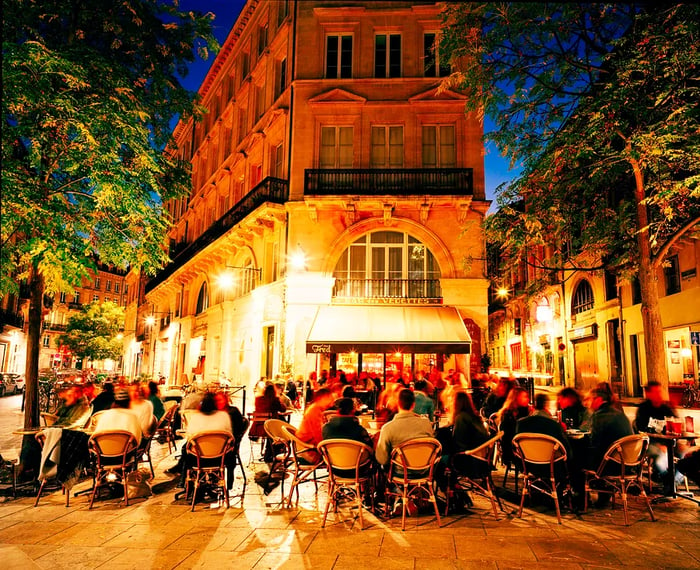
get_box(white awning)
[306,305,471,354]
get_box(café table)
[648,431,699,504]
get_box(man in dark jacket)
[589,387,633,469]
[322,398,373,447]
[516,393,572,459]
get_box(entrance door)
[630,334,642,397]
[606,319,622,386]
[573,340,598,392]
[264,326,275,379]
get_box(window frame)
[422,124,456,168]
[370,125,404,168]
[374,33,402,78]
[572,279,594,315]
[664,255,681,295]
[319,125,354,169]
[325,34,353,79]
[423,32,450,78]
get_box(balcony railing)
[0,309,24,330]
[333,278,442,303]
[147,177,289,293]
[43,322,68,332]
[305,168,473,196]
[68,302,82,310]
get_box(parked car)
[0,373,23,396]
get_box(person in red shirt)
[296,388,335,447]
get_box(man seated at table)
[297,388,335,449]
[413,380,435,421]
[557,387,591,431]
[92,388,142,446]
[375,389,434,467]
[53,385,91,428]
[90,382,115,415]
[516,393,572,459]
[322,397,374,448]
[635,380,683,492]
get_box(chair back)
[466,431,503,462]
[181,409,195,431]
[187,431,234,460]
[265,418,292,441]
[318,439,372,475]
[513,433,567,465]
[487,413,499,433]
[281,425,320,465]
[390,437,441,480]
[90,430,138,458]
[601,434,648,475]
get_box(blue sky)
[179,0,518,207]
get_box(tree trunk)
[23,264,44,429]
[631,158,669,389]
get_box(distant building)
[133,0,490,390]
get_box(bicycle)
[681,379,699,408]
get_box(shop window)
[375,33,401,78]
[196,282,209,314]
[572,279,594,315]
[664,255,681,295]
[326,35,352,78]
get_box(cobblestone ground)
[1,393,699,570]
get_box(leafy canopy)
[57,301,126,363]
[1,0,217,295]
[440,3,700,273]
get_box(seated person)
[147,381,166,421]
[375,389,434,467]
[635,380,682,491]
[322,397,373,448]
[516,393,572,460]
[496,387,531,467]
[129,383,155,436]
[92,388,142,446]
[413,379,435,421]
[589,386,633,470]
[275,381,295,412]
[90,382,115,415]
[450,391,490,477]
[482,378,513,419]
[250,383,286,439]
[557,387,591,431]
[53,385,91,428]
[334,385,362,414]
[297,388,336,448]
[677,446,700,489]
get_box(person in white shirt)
[93,388,142,445]
[130,383,155,436]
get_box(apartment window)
[375,34,401,78]
[572,279,594,315]
[257,23,268,56]
[513,318,522,336]
[106,280,112,292]
[59,292,66,303]
[423,32,450,77]
[237,107,248,143]
[272,142,285,178]
[251,164,262,188]
[255,84,266,122]
[239,52,250,84]
[320,126,353,168]
[196,282,209,314]
[277,0,289,26]
[114,283,120,293]
[631,277,641,304]
[275,58,287,100]
[604,269,617,301]
[93,294,99,302]
[326,35,352,79]
[94,278,101,290]
[422,125,456,167]
[664,255,681,295]
[370,126,403,167]
[43,336,50,348]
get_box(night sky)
[178,0,517,206]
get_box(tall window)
[423,33,450,77]
[422,125,456,167]
[333,231,441,299]
[251,164,262,187]
[94,278,101,290]
[572,279,594,315]
[257,23,268,55]
[272,142,285,178]
[375,34,401,78]
[196,282,209,314]
[275,58,287,100]
[326,35,352,78]
[664,255,681,295]
[237,106,248,143]
[114,282,120,293]
[255,84,266,121]
[371,126,403,168]
[320,126,353,168]
[277,0,289,26]
[106,280,112,292]
[239,51,250,85]
[59,292,66,303]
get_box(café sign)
[310,344,331,354]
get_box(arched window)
[196,282,209,314]
[572,279,594,315]
[333,231,441,299]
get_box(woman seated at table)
[496,386,531,468]
[249,382,285,439]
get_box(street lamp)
[217,265,263,289]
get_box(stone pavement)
[0,393,699,570]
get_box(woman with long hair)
[496,386,531,467]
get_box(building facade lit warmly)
[123,0,490,391]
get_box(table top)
[566,429,590,440]
[647,431,698,440]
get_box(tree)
[57,301,125,366]
[440,3,700,388]
[2,0,216,433]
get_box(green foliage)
[57,301,126,362]
[1,0,218,294]
[440,3,700,273]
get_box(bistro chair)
[317,439,374,529]
[263,419,293,501]
[87,430,139,509]
[155,403,179,454]
[183,431,234,511]
[248,412,275,464]
[281,425,325,507]
[386,437,442,531]
[583,434,656,525]
[446,431,504,520]
[512,433,571,524]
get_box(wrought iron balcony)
[332,278,442,303]
[147,177,289,293]
[0,309,24,330]
[43,322,68,332]
[305,168,473,196]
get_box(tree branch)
[651,216,700,269]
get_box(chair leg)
[401,485,408,531]
[486,477,499,521]
[34,480,47,508]
[621,488,629,526]
[551,476,562,524]
[191,477,199,511]
[429,483,441,528]
[322,481,334,527]
[517,480,528,519]
[123,474,130,508]
[640,483,656,522]
[356,483,364,529]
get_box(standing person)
[147,380,166,421]
[375,389,434,467]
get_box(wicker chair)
[280,425,325,507]
[87,430,139,509]
[183,431,234,511]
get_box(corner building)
[144,0,489,391]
